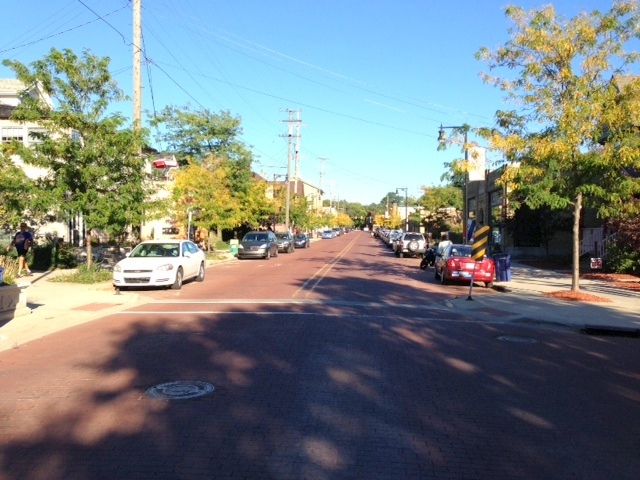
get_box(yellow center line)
[293,235,360,298]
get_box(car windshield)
[276,233,289,239]
[405,234,422,241]
[243,233,268,242]
[131,243,180,258]
[295,234,306,239]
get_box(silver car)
[237,231,279,260]
[276,232,295,253]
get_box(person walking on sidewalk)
[7,223,33,277]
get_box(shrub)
[31,242,78,270]
[605,242,640,274]
[48,263,111,284]
[0,255,20,285]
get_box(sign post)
[467,225,490,301]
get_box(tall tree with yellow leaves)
[476,1,640,291]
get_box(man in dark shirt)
[7,223,33,277]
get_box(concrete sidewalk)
[0,270,142,353]
[444,262,640,333]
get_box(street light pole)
[438,125,469,243]
[396,187,408,231]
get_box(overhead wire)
[6,1,494,200]
[0,4,129,55]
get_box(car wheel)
[196,262,205,282]
[171,267,184,290]
[440,268,449,285]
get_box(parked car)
[395,232,427,258]
[322,230,336,239]
[387,230,403,249]
[293,233,311,248]
[276,232,295,253]
[434,244,495,288]
[113,239,206,290]
[237,231,278,260]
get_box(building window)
[1,126,24,143]
[27,127,47,146]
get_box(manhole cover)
[146,381,215,400]
[496,335,537,344]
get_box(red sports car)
[434,244,495,288]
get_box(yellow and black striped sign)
[471,226,490,261]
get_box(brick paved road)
[0,233,638,479]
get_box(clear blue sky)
[0,0,626,205]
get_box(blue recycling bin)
[493,253,512,282]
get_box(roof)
[0,78,54,109]
[0,104,15,119]
[622,166,640,179]
[0,79,26,94]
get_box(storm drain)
[496,335,538,344]
[146,381,215,400]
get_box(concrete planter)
[0,284,31,322]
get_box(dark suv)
[395,232,427,258]
[276,232,295,253]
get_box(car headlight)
[156,264,175,272]
[113,264,122,273]
[238,244,244,250]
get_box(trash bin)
[493,253,511,282]
[229,239,239,255]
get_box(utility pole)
[280,109,301,232]
[318,158,327,211]
[293,110,304,201]
[132,0,143,242]
[132,0,142,133]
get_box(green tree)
[3,48,153,266]
[150,105,267,234]
[149,105,242,164]
[0,154,54,229]
[172,155,272,242]
[418,185,462,212]
[475,2,640,291]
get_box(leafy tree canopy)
[418,185,462,212]
[2,48,154,265]
[149,105,244,164]
[475,1,640,291]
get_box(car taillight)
[447,258,460,269]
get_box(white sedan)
[113,240,206,290]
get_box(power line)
[0,5,129,54]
